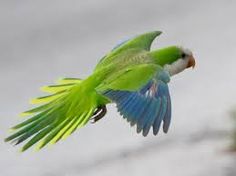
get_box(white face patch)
[163,58,188,76]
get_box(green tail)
[5,77,105,152]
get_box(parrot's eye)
[181,53,186,58]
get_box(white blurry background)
[0,0,236,176]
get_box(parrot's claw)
[91,105,107,123]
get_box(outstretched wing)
[98,64,171,136]
[95,31,162,71]
[110,31,162,53]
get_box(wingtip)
[142,131,149,137]
[152,30,162,37]
[163,126,169,134]
[152,127,159,136]
[136,126,142,134]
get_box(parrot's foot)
[91,105,107,123]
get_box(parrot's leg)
[91,105,107,123]
[93,107,103,117]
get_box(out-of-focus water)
[1,0,236,176]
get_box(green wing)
[110,31,162,53]
[95,31,162,71]
[96,64,160,92]
[97,64,172,136]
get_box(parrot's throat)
[163,58,188,76]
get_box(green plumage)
[5,31,184,151]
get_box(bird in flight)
[5,31,195,151]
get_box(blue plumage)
[153,96,167,135]
[163,87,171,133]
[143,98,161,136]
[119,93,136,119]
[136,97,152,133]
[126,94,139,122]
[130,96,145,126]
[103,70,171,136]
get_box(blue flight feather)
[163,90,171,133]
[130,96,145,126]
[153,96,167,135]
[136,98,152,133]
[143,98,161,136]
[103,69,171,136]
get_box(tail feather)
[5,77,99,151]
[56,77,83,84]
[40,78,82,93]
[30,91,66,104]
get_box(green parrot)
[5,31,195,151]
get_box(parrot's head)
[151,46,195,76]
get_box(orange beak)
[187,55,196,69]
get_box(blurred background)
[1,0,236,175]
